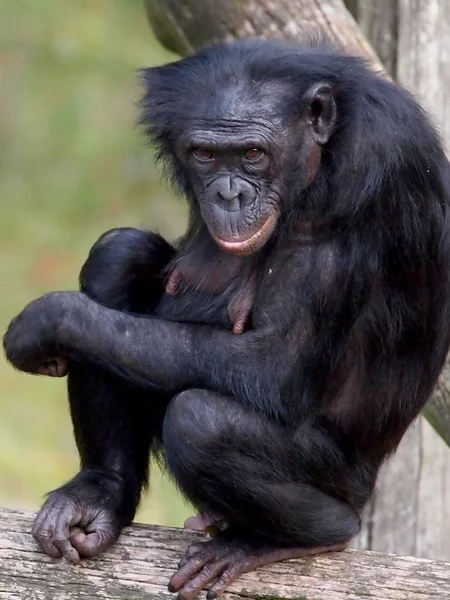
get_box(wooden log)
[144,0,382,70]
[1,508,450,599]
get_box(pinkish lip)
[213,212,278,256]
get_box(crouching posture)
[4,39,450,600]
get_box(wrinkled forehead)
[189,79,295,126]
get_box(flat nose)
[216,176,241,202]
[213,175,256,209]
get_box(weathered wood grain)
[345,0,398,73]
[144,0,382,70]
[1,508,450,599]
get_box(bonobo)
[4,38,450,599]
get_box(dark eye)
[243,148,264,161]
[193,147,213,161]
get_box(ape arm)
[3,291,285,410]
[2,237,382,415]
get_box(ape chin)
[4,38,450,600]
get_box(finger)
[184,515,211,531]
[166,269,182,295]
[53,537,80,564]
[169,552,211,593]
[32,508,49,536]
[32,528,62,559]
[207,566,242,599]
[178,543,205,569]
[32,507,65,559]
[53,512,80,564]
[37,358,68,378]
[71,530,115,557]
[69,526,84,538]
[177,561,228,600]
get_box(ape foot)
[168,528,348,600]
[183,513,228,537]
[32,473,125,563]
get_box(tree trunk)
[144,0,381,68]
[346,0,398,74]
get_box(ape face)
[142,47,337,256]
[175,81,336,256]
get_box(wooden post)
[1,508,450,599]
[343,0,450,560]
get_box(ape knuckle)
[218,568,234,584]
[48,494,76,513]
[33,528,53,541]
[187,543,204,555]
[191,554,208,569]
[53,537,68,545]
[199,564,217,581]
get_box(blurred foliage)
[0,0,192,525]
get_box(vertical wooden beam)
[350,0,450,559]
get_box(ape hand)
[33,473,123,563]
[3,291,80,377]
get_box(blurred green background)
[0,0,192,525]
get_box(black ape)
[4,39,450,599]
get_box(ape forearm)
[63,294,276,405]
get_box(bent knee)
[163,390,227,449]
[164,390,212,438]
[80,228,174,306]
[80,228,144,298]
[89,227,152,254]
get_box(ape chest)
[158,242,327,334]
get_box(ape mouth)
[212,212,279,256]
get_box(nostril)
[239,191,255,207]
[213,176,256,207]
[218,191,239,204]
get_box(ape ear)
[303,83,337,145]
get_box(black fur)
[4,38,450,596]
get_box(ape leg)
[32,228,176,563]
[163,390,361,600]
